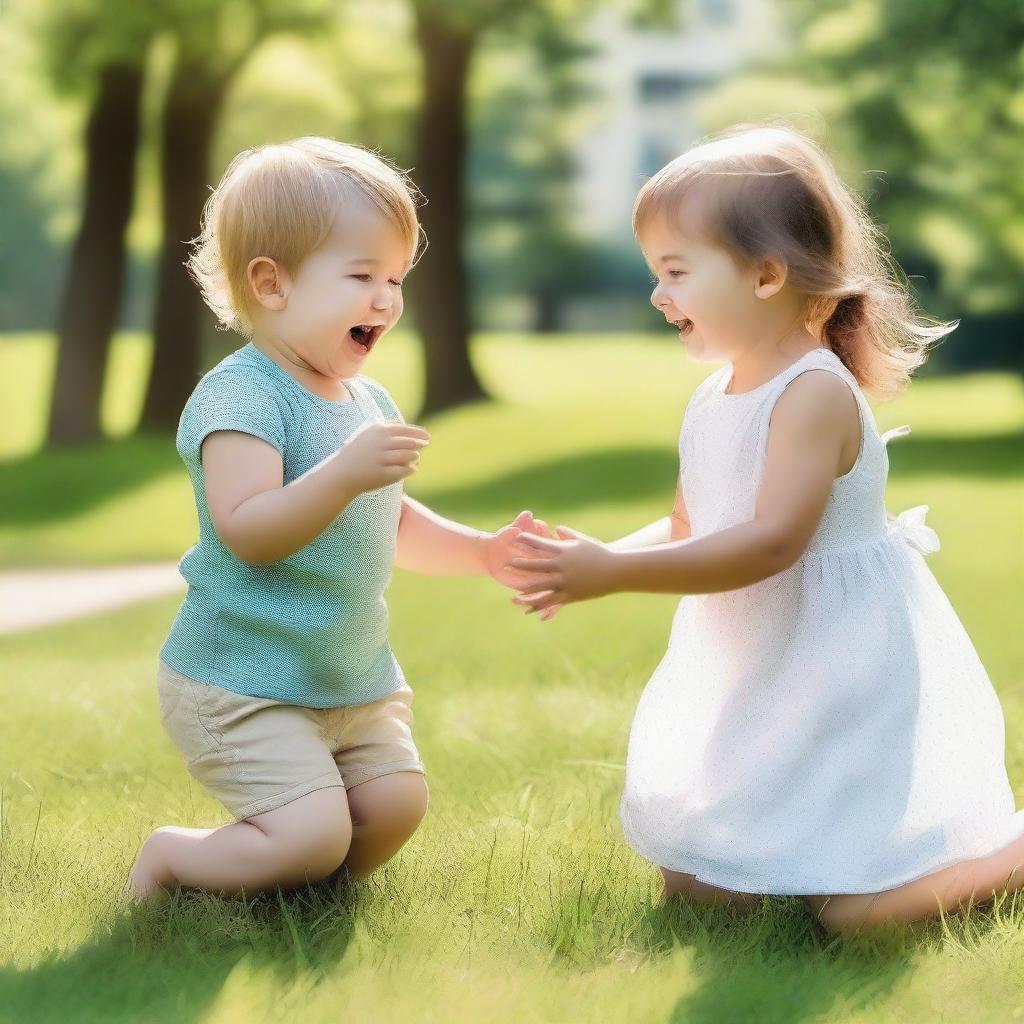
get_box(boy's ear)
[247,257,289,312]
[753,255,788,300]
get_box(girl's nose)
[651,284,669,309]
[372,289,393,311]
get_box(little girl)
[129,137,541,900]
[508,124,1024,932]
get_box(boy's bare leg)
[805,832,1024,933]
[660,867,763,912]
[342,772,429,876]
[127,786,352,901]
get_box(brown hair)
[189,137,423,338]
[633,123,956,398]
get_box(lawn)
[1,333,1023,1023]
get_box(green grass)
[1,333,1023,1022]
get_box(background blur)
[1,0,1022,459]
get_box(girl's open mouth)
[348,324,384,353]
[675,318,694,337]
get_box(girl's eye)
[668,270,687,278]
[350,274,372,282]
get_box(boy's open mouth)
[673,317,694,336]
[348,323,385,352]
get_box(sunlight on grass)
[1,333,1023,1022]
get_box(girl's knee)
[660,867,696,898]
[806,893,877,934]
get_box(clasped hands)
[483,510,614,621]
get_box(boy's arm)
[393,496,489,575]
[394,498,540,582]
[204,422,429,566]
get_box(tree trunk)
[409,6,488,416]
[139,59,228,433]
[47,62,143,446]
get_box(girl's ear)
[247,257,289,311]
[753,255,788,300]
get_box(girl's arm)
[203,422,430,566]
[607,480,692,551]
[510,371,856,609]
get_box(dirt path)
[0,563,184,634]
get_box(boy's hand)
[484,510,556,589]
[507,526,616,614]
[338,422,431,494]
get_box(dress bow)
[887,505,940,555]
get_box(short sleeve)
[358,376,405,424]
[177,367,288,463]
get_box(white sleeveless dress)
[619,347,1024,895]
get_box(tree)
[138,0,330,434]
[769,0,1024,370]
[406,0,595,415]
[38,2,154,445]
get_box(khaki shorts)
[156,660,425,821]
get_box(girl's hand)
[506,526,617,613]
[484,510,556,588]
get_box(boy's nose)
[651,285,669,309]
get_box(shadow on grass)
[0,435,181,527]
[650,898,913,1024]
[546,872,915,1024]
[414,431,1024,520]
[1,430,1019,532]
[0,880,359,1024]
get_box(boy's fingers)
[387,437,431,450]
[386,423,431,440]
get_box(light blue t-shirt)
[160,343,407,708]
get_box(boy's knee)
[252,788,353,880]
[350,773,429,841]
[291,815,353,880]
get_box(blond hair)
[633,123,956,398]
[189,137,423,338]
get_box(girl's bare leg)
[127,786,352,900]
[661,867,763,912]
[806,832,1024,934]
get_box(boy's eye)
[350,274,404,285]
[667,270,687,278]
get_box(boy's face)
[639,210,761,364]
[258,198,413,381]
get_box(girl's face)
[255,198,413,381]
[639,212,761,364]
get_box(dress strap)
[881,424,912,445]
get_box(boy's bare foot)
[124,830,175,904]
